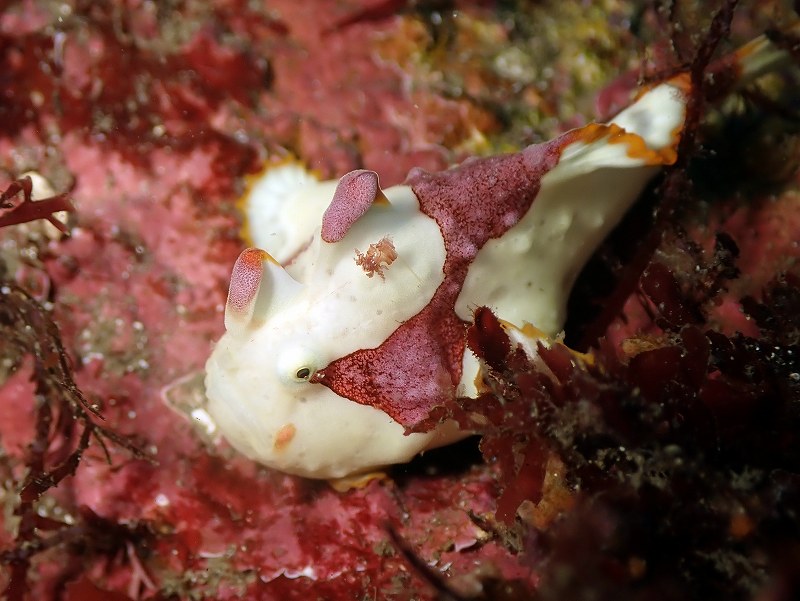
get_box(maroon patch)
[313,135,576,426]
[468,306,513,373]
[321,169,382,243]
[227,248,267,317]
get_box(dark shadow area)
[391,435,483,483]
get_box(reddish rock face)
[1,1,799,600]
[0,2,541,597]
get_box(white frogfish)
[204,31,793,479]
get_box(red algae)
[0,176,72,231]
[1,0,800,600]
[1,0,544,598]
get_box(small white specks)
[191,408,218,436]
[154,493,170,507]
[198,548,231,559]
[261,566,318,583]
[29,91,44,107]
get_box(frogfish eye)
[277,346,320,384]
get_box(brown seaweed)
[0,275,151,598]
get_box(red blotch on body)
[313,136,574,426]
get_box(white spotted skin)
[455,83,687,334]
[205,335,461,479]
[204,79,708,479]
[200,29,797,479]
[204,82,690,479]
[205,180,463,478]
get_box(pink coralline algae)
[1,0,800,600]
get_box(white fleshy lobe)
[243,163,335,270]
[609,83,685,151]
[206,78,683,478]
[456,81,686,335]
[201,30,800,479]
[206,174,455,478]
[207,80,687,479]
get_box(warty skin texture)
[204,28,792,479]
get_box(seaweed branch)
[0,176,73,234]
[0,280,151,599]
[431,235,800,599]
[574,0,750,349]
